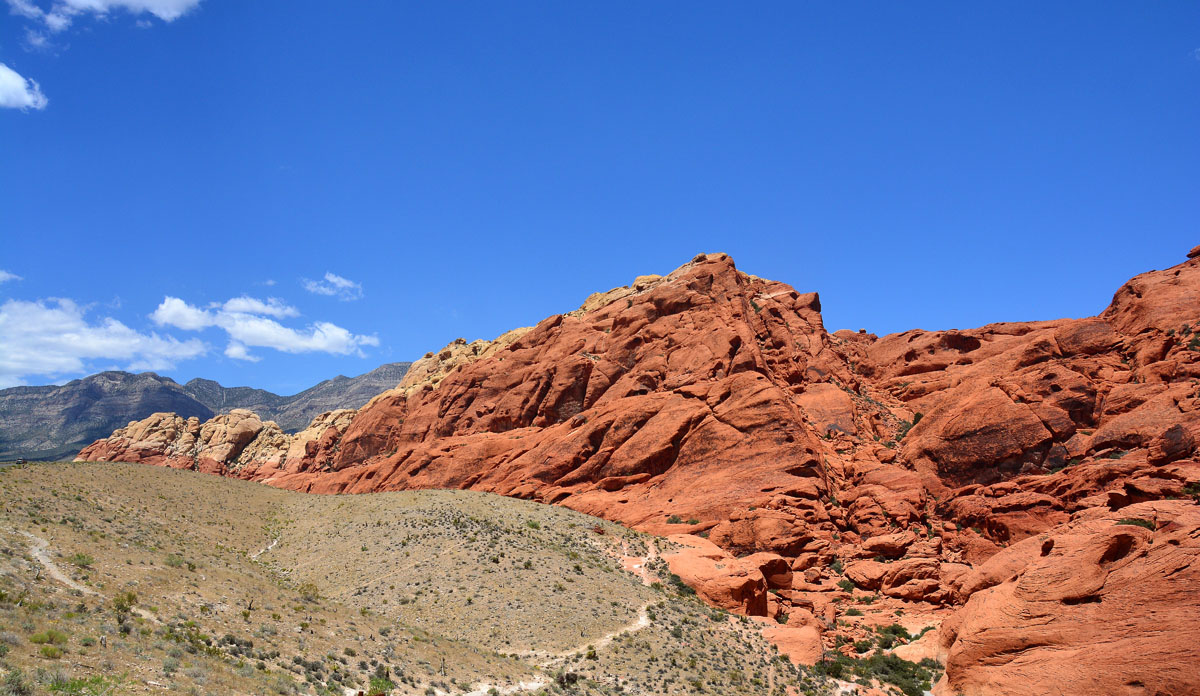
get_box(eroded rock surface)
[78,249,1200,694]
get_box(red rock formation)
[78,248,1200,694]
[936,501,1200,696]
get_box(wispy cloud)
[0,270,23,283]
[151,295,378,362]
[0,63,47,110]
[0,298,206,388]
[6,0,202,33]
[302,272,364,301]
[5,0,203,105]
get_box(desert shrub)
[896,413,923,440]
[1116,518,1155,530]
[837,578,856,592]
[39,645,63,659]
[813,653,940,696]
[666,515,683,524]
[67,554,93,568]
[845,608,863,617]
[663,572,695,596]
[30,630,68,645]
[297,582,320,602]
[112,592,137,616]
[1,668,34,696]
[47,674,119,694]
[874,623,911,649]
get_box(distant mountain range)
[0,363,411,461]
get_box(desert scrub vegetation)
[1115,518,1155,530]
[0,461,852,695]
[813,652,941,696]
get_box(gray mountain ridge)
[0,362,411,461]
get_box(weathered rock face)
[78,249,1200,694]
[935,501,1200,696]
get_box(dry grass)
[0,462,834,695]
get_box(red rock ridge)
[78,249,1200,694]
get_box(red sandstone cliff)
[79,249,1200,694]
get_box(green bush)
[2,668,34,696]
[48,675,120,695]
[297,582,321,602]
[1116,518,1155,530]
[813,653,940,696]
[30,629,68,645]
[112,591,137,616]
[39,645,63,659]
[67,554,93,568]
[366,675,395,695]
[874,623,911,649]
[896,413,923,439]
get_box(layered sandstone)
[78,249,1200,694]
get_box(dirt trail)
[18,530,99,596]
[251,535,279,559]
[461,540,660,696]
[16,529,158,624]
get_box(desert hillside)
[76,248,1200,695]
[0,462,853,695]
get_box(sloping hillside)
[0,461,832,696]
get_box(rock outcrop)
[78,248,1200,694]
[2,362,410,460]
[936,501,1200,696]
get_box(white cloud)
[6,0,201,32]
[151,295,378,362]
[24,28,50,48]
[0,63,47,110]
[0,270,22,283]
[303,272,364,301]
[0,298,206,388]
[223,342,259,362]
[220,296,298,319]
[149,296,211,330]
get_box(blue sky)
[1,2,1197,393]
